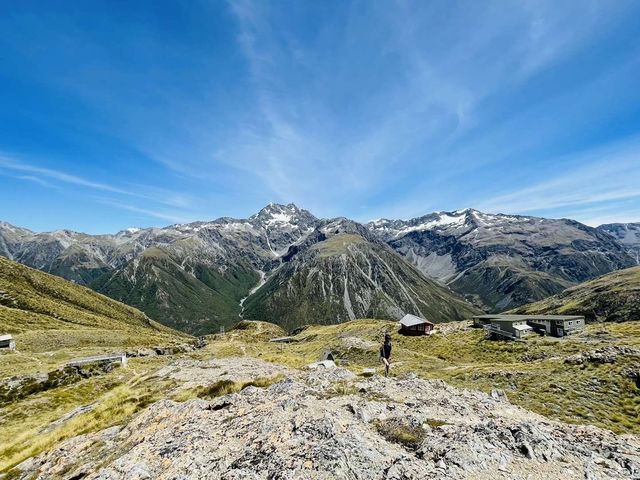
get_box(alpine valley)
[1,204,637,335]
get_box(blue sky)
[1,0,640,233]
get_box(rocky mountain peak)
[0,221,32,234]
[250,202,317,228]
[249,203,316,224]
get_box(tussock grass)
[0,381,149,471]
[0,256,189,378]
[373,418,427,449]
[0,355,178,473]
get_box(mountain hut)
[399,314,434,336]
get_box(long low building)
[473,314,585,338]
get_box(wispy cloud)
[96,198,193,224]
[16,175,54,188]
[476,138,640,221]
[216,0,632,217]
[0,154,127,194]
[1,1,638,229]
[0,153,196,211]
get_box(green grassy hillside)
[90,248,258,335]
[511,266,640,321]
[0,256,189,377]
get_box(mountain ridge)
[598,222,640,265]
[370,208,636,310]
[1,204,637,333]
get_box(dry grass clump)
[0,256,188,369]
[172,375,285,402]
[0,381,152,471]
[373,417,427,449]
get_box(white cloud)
[215,0,631,217]
[476,138,640,218]
[96,199,193,224]
[0,153,196,212]
[0,155,127,194]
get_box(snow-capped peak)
[250,203,317,228]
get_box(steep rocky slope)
[243,226,479,330]
[11,358,640,480]
[370,209,635,311]
[512,266,640,322]
[599,222,640,264]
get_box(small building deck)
[66,353,128,368]
[269,336,297,343]
[482,323,528,342]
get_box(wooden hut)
[399,314,434,336]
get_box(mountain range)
[1,204,638,334]
[371,209,636,310]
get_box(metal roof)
[400,314,434,327]
[473,314,584,323]
[0,334,13,342]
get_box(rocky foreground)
[14,358,640,479]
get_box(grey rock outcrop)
[13,360,640,479]
[565,346,640,365]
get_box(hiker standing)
[379,333,392,377]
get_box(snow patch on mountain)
[394,213,466,237]
[266,212,293,225]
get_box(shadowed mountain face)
[369,209,636,311]
[0,205,635,333]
